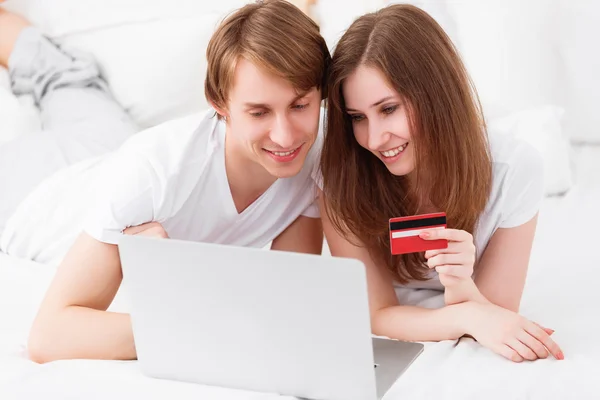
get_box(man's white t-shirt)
[400,127,545,291]
[84,108,322,247]
[0,108,323,264]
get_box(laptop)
[118,235,423,400]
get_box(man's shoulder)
[113,109,219,170]
[125,109,215,149]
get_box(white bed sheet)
[1,146,600,400]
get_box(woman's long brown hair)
[320,4,492,284]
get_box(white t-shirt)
[84,108,322,246]
[400,127,545,290]
[0,108,324,264]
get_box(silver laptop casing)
[119,235,423,400]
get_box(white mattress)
[2,146,600,399]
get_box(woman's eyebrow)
[346,95,394,112]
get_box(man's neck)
[224,135,277,214]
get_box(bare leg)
[0,9,137,232]
[0,7,30,68]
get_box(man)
[1,0,330,363]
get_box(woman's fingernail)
[557,351,564,360]
[549,329,555,334]
[420,232,430,239]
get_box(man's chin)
[267,166,303,179]
[262,159,305,179]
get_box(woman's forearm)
[372,302,473,342]
[445,278,491,306]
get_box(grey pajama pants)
[0,27,138,231]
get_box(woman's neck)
[404,171,437,214]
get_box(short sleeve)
[312,166,324,191]
[83,152,159,244]
[499,142,545,228]
[301,197,320,218]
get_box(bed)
[1,145,599,399]
[2,0,600,398]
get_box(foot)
[0,8,31,68]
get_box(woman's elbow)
[370,307,392,337]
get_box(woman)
[319,4,564,363]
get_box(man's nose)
[270,115,296,149]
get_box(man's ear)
[210,101,229,120]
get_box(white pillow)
[3,0,248,129]
[487,106,573,197]
[1,0,247,37]
[58,16,220,129]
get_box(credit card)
[389,212,448,255]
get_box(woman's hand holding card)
[421,228,484,305]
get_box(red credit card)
[389,212,448,255]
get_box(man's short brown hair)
[205,0,331,114]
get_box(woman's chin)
[385,161,414,177]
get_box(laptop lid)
[118,235,378,400]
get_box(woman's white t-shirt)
[0,108,324,264]
[400,127,545,291]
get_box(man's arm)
[270,215,323,255]
[27,232,135,363]
[28,222,170,363]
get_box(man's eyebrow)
[243,102,269,108]
[242,92,310,109]
[291,91,310,102]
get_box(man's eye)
[293,103,309,110]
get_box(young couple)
[0,0,563,365]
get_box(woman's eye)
[293,103,309,110]
[349,114,365,122]
[382,105,398,115]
